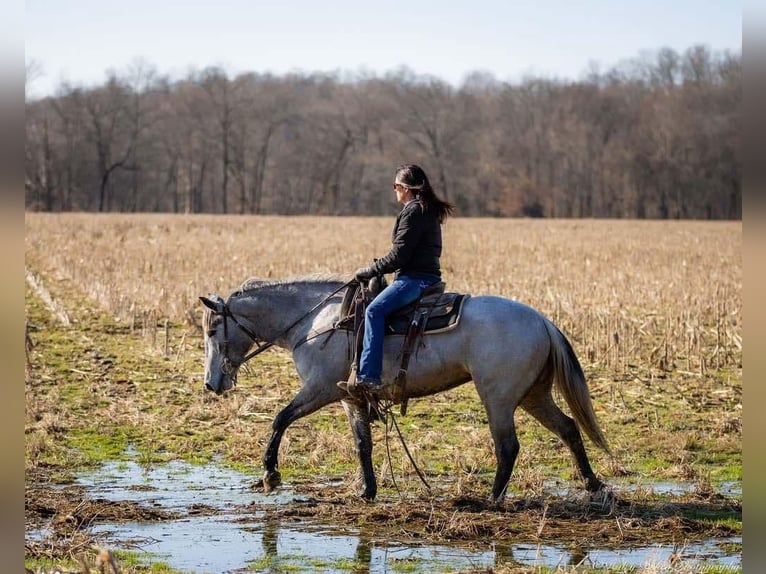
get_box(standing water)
[77,458,741,573]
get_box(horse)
[199,276,610,502]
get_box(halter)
[211,280,354,368]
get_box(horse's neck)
[233,281,343,349]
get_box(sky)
[24,0,742,98]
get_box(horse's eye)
[206,329,217,337]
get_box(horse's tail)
[543,319,610,453]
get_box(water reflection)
[74,458,740,573]
[353,530,372,574]
[261,514,278,567]
[569,545,588,567]
[255,515,376,573]
[90,510,740,573]
[493,541,515,567]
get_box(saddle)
[336,278,470,413]
[386,288,467,335]
[336,280,468,337]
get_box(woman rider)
[344,164,455,393]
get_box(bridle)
[209,280,354,370]
[215,303,274,368]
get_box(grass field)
[24,213,742,573]
[24,213,741,376]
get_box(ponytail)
[394,164,455,223]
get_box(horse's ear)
[199,295,223,313]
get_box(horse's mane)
[237,273,347,295]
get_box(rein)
[222,307,274,364]
[219,280,354,366]
[375,398,432,495]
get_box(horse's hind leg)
[521,391,604,492]
[341,399,377,500]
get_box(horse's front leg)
[262,384,343,492]
[341,399,377,500]
[262,416,286,492]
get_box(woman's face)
[394,183,413,205]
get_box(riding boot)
[336,365,360,394]
[355,378,391,393]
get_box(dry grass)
[24,213,741,376]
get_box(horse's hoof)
[488,495,505,509]
[586,477,606,493]
[589,485,617,510]
[359,488,377,501]
[263,470,282,492]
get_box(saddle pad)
[386,293,469,335]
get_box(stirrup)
[337,379,358,393]
[337,365,359,393]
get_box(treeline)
[25,45,741,218]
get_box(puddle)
[617,478,742,497]
[93,518,500,573]
[76,459,296,510]
[571,539,742,568]
[541,477,742,498]
[65,458,741,573]
[92,517,741,573]
[26,527,51,542]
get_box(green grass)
[685,508,742,530]
[25,552,184,574]
[388,557,427,572]
[245,553,306,572]
[67,427,135,465]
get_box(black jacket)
[372,199,442,278]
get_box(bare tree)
[197,67,246,213]
[73,74,140,211]
[24,46,741,220]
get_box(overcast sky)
[25,0,742,98]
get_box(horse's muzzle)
[204,372,232,395]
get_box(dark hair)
[395,164,455,223]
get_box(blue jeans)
[357,274,439,384]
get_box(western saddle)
[335,278,469,413]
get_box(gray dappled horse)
[200,276,609,502]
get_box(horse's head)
[199,294,253,395]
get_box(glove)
[355,266,376,282]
